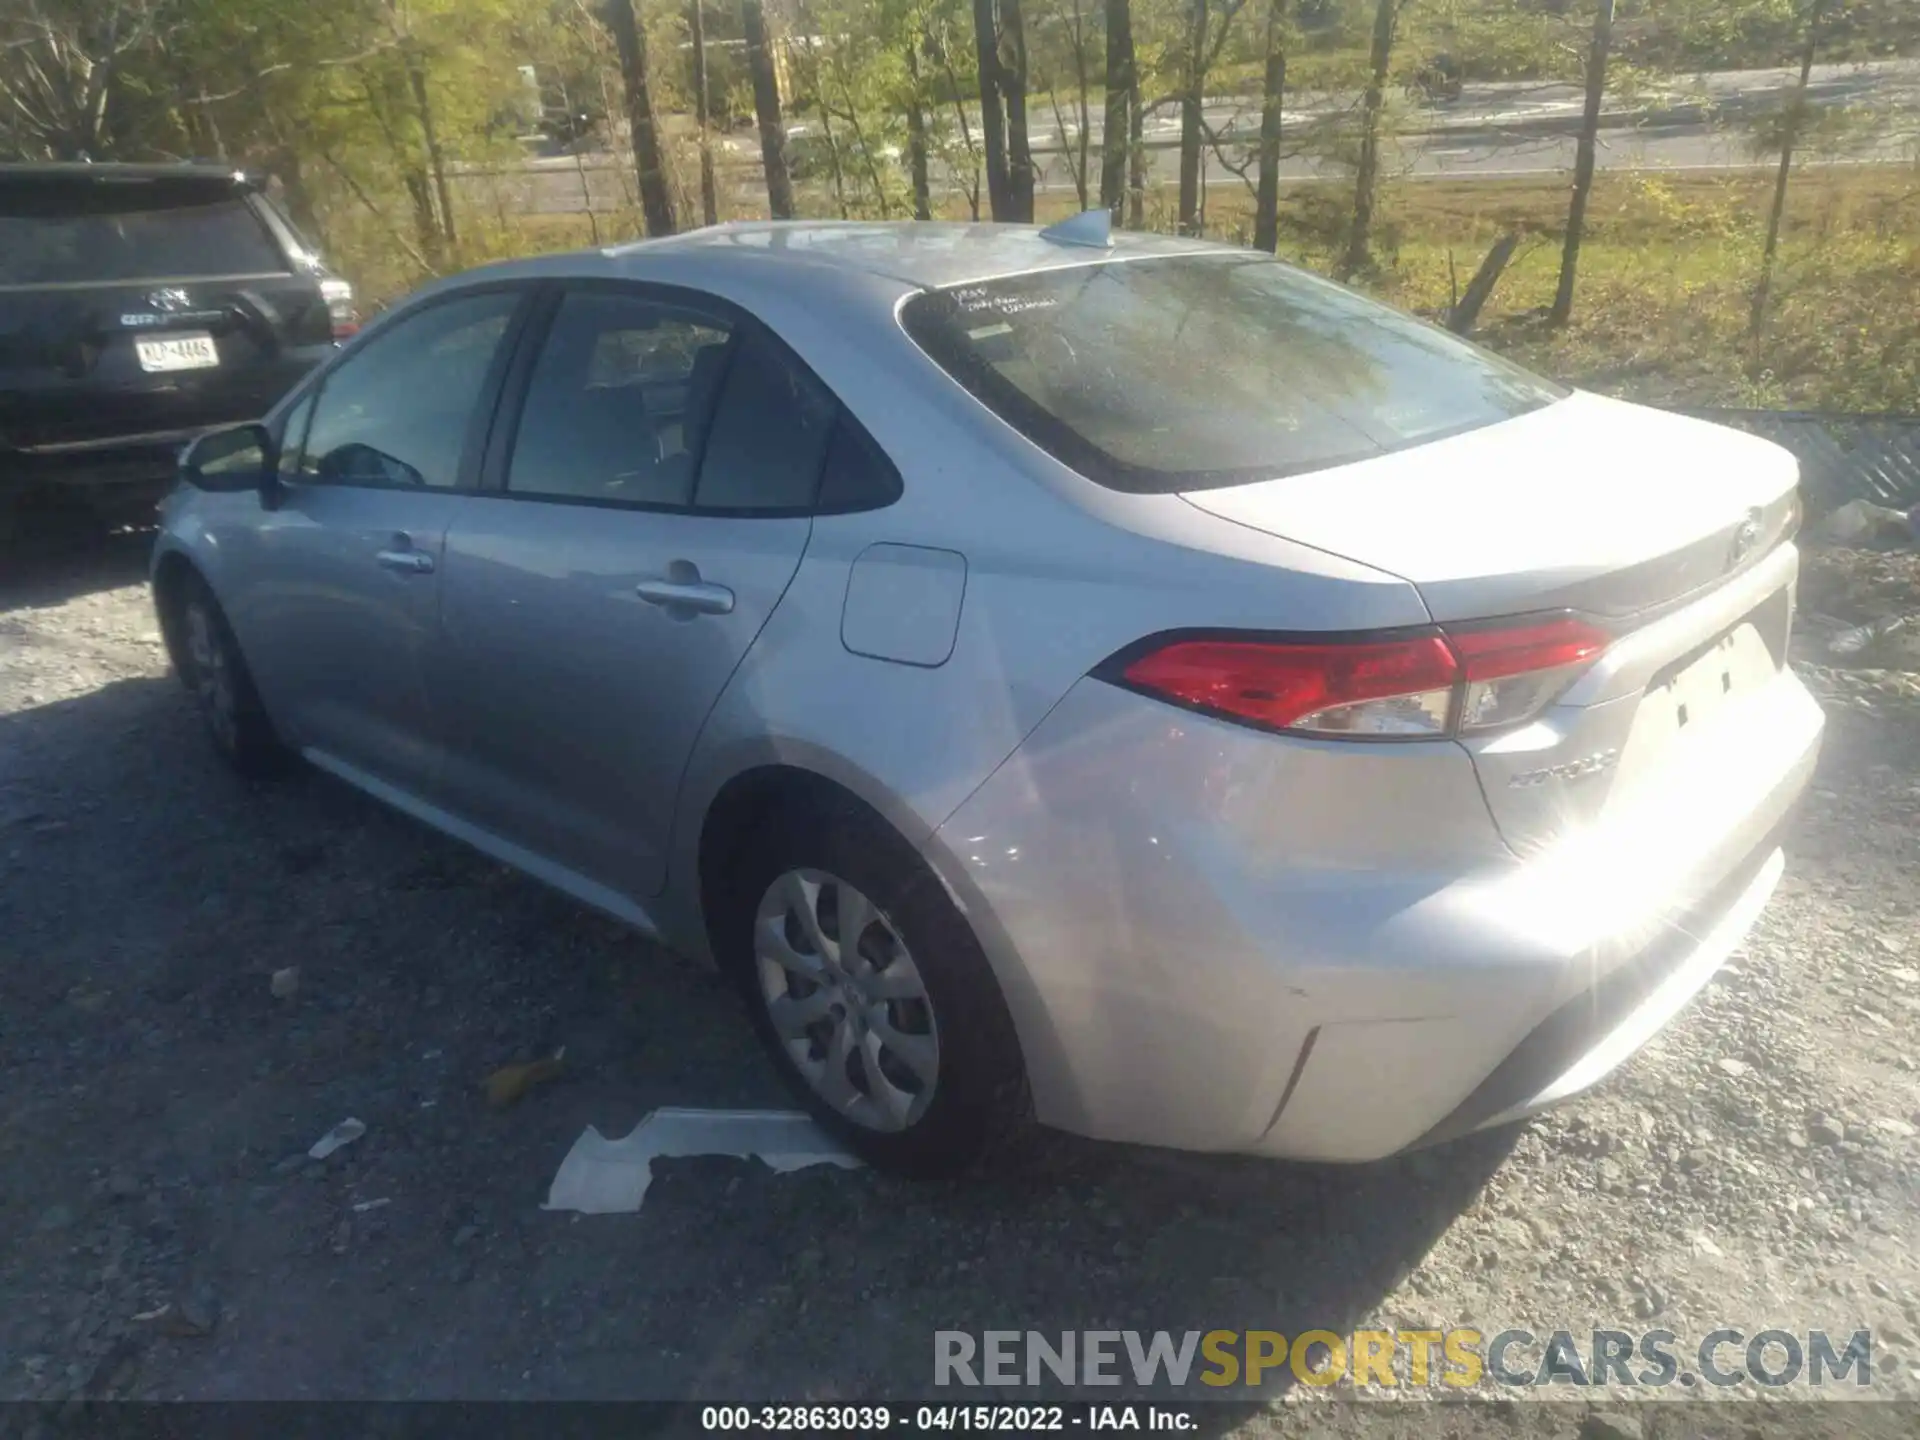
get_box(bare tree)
[0,0,168,160]
[1251,0,1287,252]
[1176,0,1246,236]
[970,0,1012,218]
[971,0,1033,221]
[934,30,983,219]
[904,40,932,219]
[740,0,793,218]
[1549,0,1614,326]
[601,0,677,236]
[688,0,719,226]
[1098,0,1134,223]
[401,38,457,254]
[1751,0,1832,339]
[1000,0,1034,220]
[1339,0,1405,279]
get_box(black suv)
[0,163,355,530]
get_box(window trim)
[479,277,903,520]
[279,281,543,495]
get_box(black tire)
[177,579,293,779]
[715,798,1031,1177]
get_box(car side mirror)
[180,423,274,494]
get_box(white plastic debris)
[544,1108,860,1216]
[308,1117,367,1160]
[352,1197,391,1213]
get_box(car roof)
[454,220,1234,299]
[613,220,1229,289]
[0,161,255,183]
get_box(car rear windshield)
[0,185,286,286]
[898,254,1567,493]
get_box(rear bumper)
[926,666,1823,1161]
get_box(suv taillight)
[1112,615,1610,740]
[320,277,359,341]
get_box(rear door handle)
[376,548,435,575]
[635,578,734,615]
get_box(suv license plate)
[135,333,219,373]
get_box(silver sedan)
[152,219,1823,1175]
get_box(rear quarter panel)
[660,268,1435,962]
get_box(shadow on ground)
[0,552,1513,1409]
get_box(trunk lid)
[1181,392,1804,853]
[1179,392,1798,624]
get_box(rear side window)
[508,290,734,507]
[899,255,1565,494]
[0,189,286,285]
[694,329,837,513]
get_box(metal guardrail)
[1685,408,1920,517]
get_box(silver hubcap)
[184,601,238,751]
[754,869,940,1132]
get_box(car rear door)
[0,172,333,457]
[222,286,534,795]
[431,282,843,900]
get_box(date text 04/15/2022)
[699,1404,1197,1431]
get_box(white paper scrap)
[543,1108,861,1215]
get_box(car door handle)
[635,578,734,615]
[376,548,435,575]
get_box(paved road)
[465,58,1919,216]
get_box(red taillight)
[320,277,359,342]
[1449,616,1610,682]
[1122,635,1459,737]
[1114,615,1610,740]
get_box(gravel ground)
[2,525,1918,1428]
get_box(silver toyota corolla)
[152,219,1823,1176]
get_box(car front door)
[228,286,530,794]
[432,283,843,901]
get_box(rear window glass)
[0,189,285,286]
[898,255,1566,493]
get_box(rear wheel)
[179,582,291,778]
[716,800,1030,1176]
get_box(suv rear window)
[898,255,1566,494]
[0,188,286,286]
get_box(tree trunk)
[740,0,794,219]
[603,0,678,237]
[1177,0,1208,235]
[405,48,458,254]
[905,44,933,220]
[1069,0,1092,212]
[1549,0,1614,326]
[1001,0,1036,221]
[1448,232,1519,334]
[1339,0,1400,280]
[972,0,1013,219]
[1099,0,1135,222]
[1252,0,1287,252]
[689,0,720,225]
[1127,74,1145,228]
[1751,0,1828,339]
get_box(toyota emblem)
[147,287,191,313]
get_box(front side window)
[899,255,1566,494]
[297,291,520,490]
[508,290,734,507]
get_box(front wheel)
[179,583,292,778]
[717,802,1030,1177]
